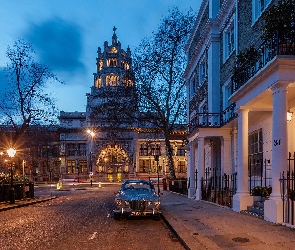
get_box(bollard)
[98,182,102,188]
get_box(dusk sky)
[0,1,201,112]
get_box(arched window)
[95,76,102,88]
[106,75,119,86]
[107,58,117,67]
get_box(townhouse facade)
[185,0,295,224]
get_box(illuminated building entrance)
[96,144,130,182]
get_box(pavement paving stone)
[2,185,295,249]
[160,190,295,250]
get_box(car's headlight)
[154,201,161,208]
[115,199,122,206]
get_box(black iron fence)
[280,153,295,225]
[232,32,295,93]
[200,167,237,208]
[187,103,237,134]
[0,182,34,202]
[168,179,188,196]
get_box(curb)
[0,196,57,212]
[161,213,191,250]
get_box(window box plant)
[261,0,295,54]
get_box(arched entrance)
[96,144,130,182]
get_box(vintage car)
[113,179,161,220]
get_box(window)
[78,143,87,156]
[139,144,149,156]
[223,18,235,61]
[79,160,88,173]
[176,161,186,173]
[106,75,119,86]
[139,159,150,173]
[66,143,76,156]
[67,160,76,173]
[107,58,117,67]
[95,76,102,88]
[248,129,263,176]
[252,0,271,22]
[199,54,208,85]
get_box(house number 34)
[274,139,281,146]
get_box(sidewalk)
[160,190,295,250]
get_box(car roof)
[122,179,152,185]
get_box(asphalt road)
[0,185,185,250]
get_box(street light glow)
[7,148,16,157]
[87,129,95,137]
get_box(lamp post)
[154,154,160,196]
[7,148,16,204]
[87,129,95,187]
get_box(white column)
[237,109,249,194]
[264,83,289,223]
[233,108,252,212]
[232,128,238,173]
[188,142,196,198]
[271,83,288,197]
[196,137,205,200]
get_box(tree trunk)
[165,136,176,179]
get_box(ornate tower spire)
[86,27,137,128]
[112,26,118,45]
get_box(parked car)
[113,179,161,220]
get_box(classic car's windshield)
[122,181,153,191]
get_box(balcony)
[232,33,295,94]
[188,103,237,134]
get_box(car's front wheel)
[153,215,161,221]
[113,213,121,220]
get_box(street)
[0,184,184,250]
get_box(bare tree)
[133,7,195,179]
[0,39,62,148]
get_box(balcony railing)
[188,103,237,134]
[232,33,295,93]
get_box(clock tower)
[85,27,138,181]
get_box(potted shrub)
[251,185,272,199]
[232,46,260,85]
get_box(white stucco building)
[185,0,295,224]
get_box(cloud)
[24,17,85,76]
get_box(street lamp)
[87,129,95,187]
[7,148,16,204]
[154,154,160,196]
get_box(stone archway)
[96,144,130,182]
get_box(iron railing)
[188,103,237,133]
[281,152,295,225]
[232,32,295,93]
[168,179,188,196]
[199,167,237,208]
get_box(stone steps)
[241,200,265,219]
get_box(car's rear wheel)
[113,213,121,220]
